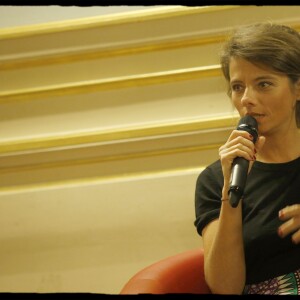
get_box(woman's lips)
[246,113,265,119]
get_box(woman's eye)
[259,81,272,88]
[231,84,244,93]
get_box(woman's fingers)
[219,130,258,182]
[219,130,256,161]
[278,204,300,244]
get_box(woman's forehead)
[229,57,286,79]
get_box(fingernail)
[249,134,253,140]
[279,210,284,218]
[278,228,283,237]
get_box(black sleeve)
[194,160,224,236]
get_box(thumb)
[256,136,266,152]
[248,136,265,172]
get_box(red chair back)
[120,248,210,294]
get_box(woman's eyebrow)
[230,75,278,84]
[253,75,278,81]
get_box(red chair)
[120,248,211,294]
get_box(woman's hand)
[218,130,265,186]
[278,205,300,244]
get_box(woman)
[194,22,300,295]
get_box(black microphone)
[229,115,258,208]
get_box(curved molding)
[0,65,222,103]
[0,114,238,155]
[0,143,221,174]
[1,22,299,71]
[0,165,206,194]
[0,35,226,71]
[0,6,239,40]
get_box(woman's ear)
[295,79,300,99]
[296,100,300,128]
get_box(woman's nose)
[240,87,256,107]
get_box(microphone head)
[238,115,258,129]
[237,115,258,142]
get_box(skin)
[202,57,300,294]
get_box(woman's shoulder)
[202,159,222,176]
[197,160,223,185]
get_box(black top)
[194,157,300,284]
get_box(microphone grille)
[238,115,258,129]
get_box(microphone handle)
[229,157,249,207]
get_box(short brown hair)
[220,22,300,127]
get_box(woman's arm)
[201,131,265,294]
[202,195,245,294]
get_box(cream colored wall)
[0,5,159,27]
[1,5,300,293]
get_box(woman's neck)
[257,129,300,163]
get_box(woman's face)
[229,57,300,137]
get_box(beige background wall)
[1,5,300,293]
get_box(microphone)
[229,115,258,208]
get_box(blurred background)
[0,5,300,293]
